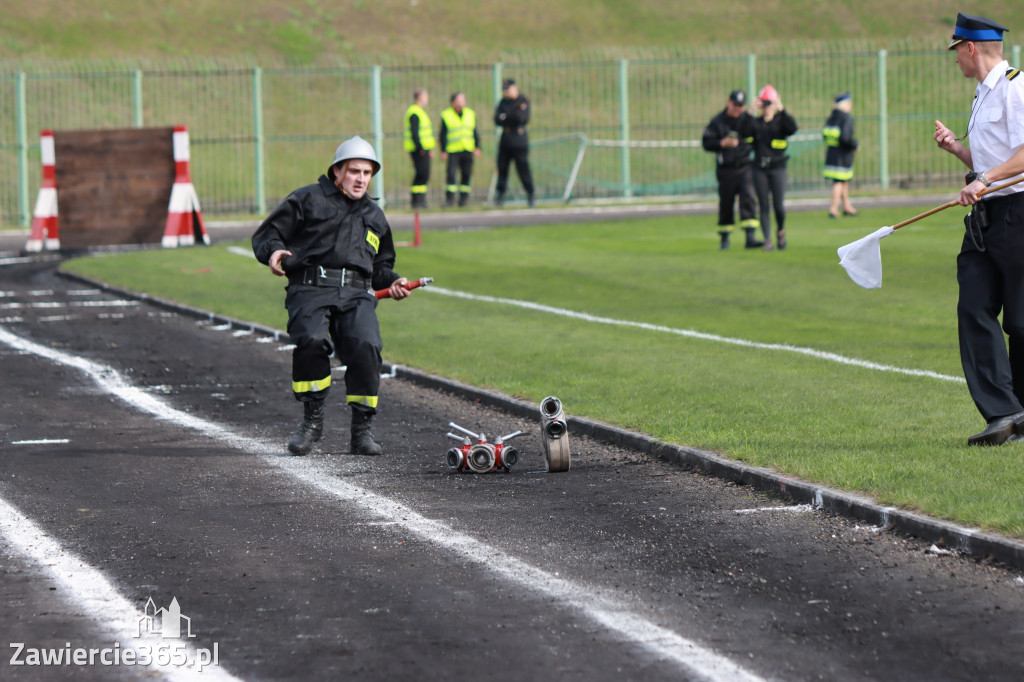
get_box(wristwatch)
[977,171,992,187]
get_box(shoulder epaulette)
[1007,67,1021,81]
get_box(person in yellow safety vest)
[404,88,435,209]
[822,91,859,218]
[438,92,482,207]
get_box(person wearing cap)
[251,136,409,457]
[934,13,1024,446]
[439,92,481,207]
[822,91,859,218]
[752,84,798,250]
[404,88,436,209]
[701,90,762,250]
[494,79,535,207]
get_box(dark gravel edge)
[57,269,1024,571]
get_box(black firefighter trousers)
[716,163,758,233]
[285,284,383,415]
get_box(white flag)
[837,225,895,289]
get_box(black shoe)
[828,211,839,219]
[527,195,535,208]
[843,209,859,216]
[777,230,787,250]
[350,407,383,456]
[966,410,1024,446]
[744,228,764,249]
[718,232,730,250]
[287,399,324,455]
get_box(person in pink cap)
[751,84,798,250]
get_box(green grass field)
[60,203,1024,538]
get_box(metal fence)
[1,41,1021,226]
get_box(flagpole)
[892,175,1024,231]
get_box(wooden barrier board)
[54,127,175,249]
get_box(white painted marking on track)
[1,300,141,310]
[11,438,70,445]
[0,322,767,682]
[0,496,243,682]
[733,504,816,515]
[424,286,966,383]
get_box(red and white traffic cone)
[162,126,210,248]
[25,130,60,252]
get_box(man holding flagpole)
[934,12,1024,445]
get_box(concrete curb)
[57,269,1024,572]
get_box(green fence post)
[746,53,757,104]
[371,65,385,209]
[493,61,503,147]
[17,71,29,227]
[252,67,266,216]
[132,69,144,127]
[878,49,889,191]
[619,58,632,198]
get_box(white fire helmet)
[329,135,381,178]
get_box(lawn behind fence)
[61,204,1024,537]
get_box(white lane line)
[0,497,243,681]
[425,287,965,384]
[0,300,141,310]
[733,505,816,515]
[11,438,71,445]
[0,322,766,682]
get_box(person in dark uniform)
[494,78,535,207]
[934,13,1024,445]
[404,88,435,209]
[823,92,859,218]
[252,136,410,456]
[439,91,481,207]
[702,90,762,250]
[752,84,798,251]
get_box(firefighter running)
[252,136,410,456]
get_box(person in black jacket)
[251,136,409,457]
[752,84,798,250]
[494,79,535,207]
[702,90,762,250]
[823,91,859,218]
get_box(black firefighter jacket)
[495,95,531,149]
[251,175,401,292]
[702,110,756,168]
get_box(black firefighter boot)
[744,227,764,249]
[350,406,383,456]
[287,398,324,456]
[718,230,730,250]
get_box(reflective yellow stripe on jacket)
[822,125,841,148]
[404,104,436,152]
[440,106,476,153]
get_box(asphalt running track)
[3,254,1024,680]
